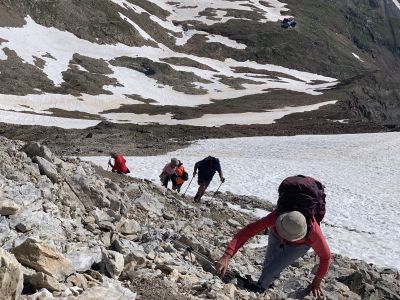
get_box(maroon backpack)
[276,175,326,224]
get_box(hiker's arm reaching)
[309,224,331,279]
[216,159,225,182]
[217,211,276,278]
[193,162,199,177]
[108,159,114,168]
[219,171,225,182]
[225,211,276,257]
[309,277,324,297]
[308,223,331,296]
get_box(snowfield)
[83,132,400,270]
[103,100,337,127]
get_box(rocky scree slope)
[0,0,399,128]
[0,137,399,299]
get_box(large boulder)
[21,142,54,162]
[0,199,20,216]
[11,239,72,281]
[32,156,59,183]
[134,192,164,216]
[67,278,137,299]
[117,218,141,235]
[66,175,126,211]
[0,248,23,300]
[66,246,102,273]
[25,272,63,292]
[102,250,124,279]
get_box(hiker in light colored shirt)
[160,158,179,188]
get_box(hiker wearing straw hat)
[216,176,330,298]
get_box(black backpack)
[182,171,189,181]
[276,175,326,224]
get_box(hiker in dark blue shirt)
[193,156,225,202]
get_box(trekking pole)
[183,176,194,197]
[210,181,224,201]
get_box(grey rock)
[21,142,54,162]
[32,156,59,183]
[227,218,241,227]
[102,250,124,279]
[66,246,102,273]
[66,277,137,299]
[98,221,115,231]
[99,231,112,247]
[65,273,88,289]
[112,239,144,257]
[117,218,141,235]
[162,211,175,220]
[134,192,164,216]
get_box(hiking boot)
[244,280,266,293]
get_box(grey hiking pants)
[258,231,310,289]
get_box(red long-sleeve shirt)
[225,210,331,278]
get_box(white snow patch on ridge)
[0,99,336,128]
[83,132,400,270]
[0,109,99,129]
[352,52,364,62]
[392,0,400,10]
[103,100,337,127]
[145,0,291,25]
[118,13,156,42]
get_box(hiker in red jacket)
[216,210,331,297]
[108,153,130,174]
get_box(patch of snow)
[174,30,198,46]
[103,100,337,127]
[0,48,7,60]
[0,109,99,129]
[118,13,156,42]
[145,0,291,25]
[205,34,247,49]
[83,132,400,270]
[0,93,140,115]
[352,52,364,62]
[227,203,269,219]
[392,0,400,10]
[330,119,349,124]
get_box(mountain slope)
[0,0,399,129]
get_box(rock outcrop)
[0,137,399,299]
[0,247,23,300]
[11,239,73,281]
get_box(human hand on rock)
[216,253,231,279]
[308,276,324,298]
